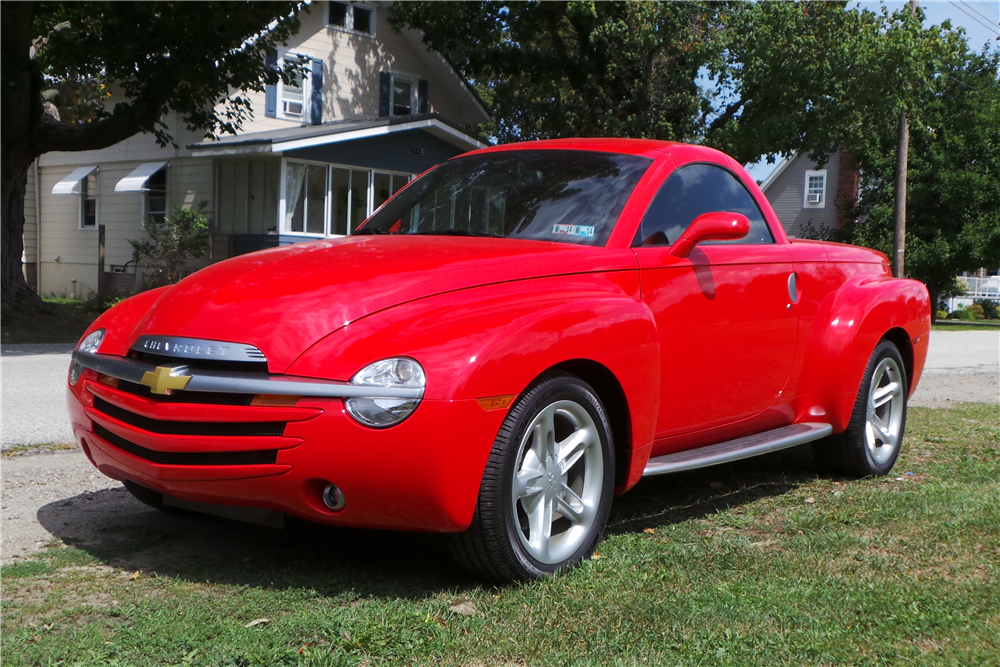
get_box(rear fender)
[793,277,930,431]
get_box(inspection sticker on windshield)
[552,224,595,238]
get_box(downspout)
[33,158,41,292]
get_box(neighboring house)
[759,151,858,239]
[22,1,490,297]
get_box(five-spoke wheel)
[814,340,908,476]
[451,373,614,582]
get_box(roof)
[187,113,486,156]
[758,154,796,192]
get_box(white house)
[22,1,490,297]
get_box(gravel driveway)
[2,331,997,564]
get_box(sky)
[743,0,1000,182]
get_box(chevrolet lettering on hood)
[66,138,931,584]
[134,335,267,363]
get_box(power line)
[956,0,998,29]
[947,0,1000,36]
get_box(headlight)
[70,328,106,385]
[77,328,106,354]
[345,358,425,428]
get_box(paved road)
[1,344,75,450]
[0,332,996,450]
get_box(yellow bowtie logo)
[139,365,191,395]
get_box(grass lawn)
[1,297,100,345]
[2,402,998,666]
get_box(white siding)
[22,162,37,264]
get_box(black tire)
[813,340,908,477]
[451,372,615,583]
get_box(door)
[632,163,798,441]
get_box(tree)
[1,1,303,309]
[387,2,966,164]
[840,47,1000,316]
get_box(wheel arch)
[548,359,632,489]
[881,327,915,394]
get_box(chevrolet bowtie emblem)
[139,365,192,395]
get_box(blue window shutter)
[264,51,277,117]
[311,58,324,125]
[379,72,391,117]
[417,79,429,114]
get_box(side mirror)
[669,212,750,258]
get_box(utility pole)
[892,0,919,278]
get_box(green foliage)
[840,47,1000,304]
[26,2,305,146]
[390,1,712,144]
[936,310,949,321]
[974,298,999,320]
[950,307,976,321]
[388,2,973,166]
[130,205,210,288]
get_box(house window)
[804,169,827,208]
[282,160,412,236]
[145,167,167,224]
[279,63,309,120]
[328,2,375,36]
[80,173,98,229]
[390,72,419,116]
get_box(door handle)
[787,272,799,306]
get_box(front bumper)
[67,367,506,532]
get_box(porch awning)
[51,166,98,195]
[115,162,168,192]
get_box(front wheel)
[451,373,615,583]
[813,340,908,476]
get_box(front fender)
[287,270,659,474]
[80,286,170,356]
[793,276,930,431]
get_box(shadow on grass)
[35,444,824,597]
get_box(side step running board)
[642,422,833,477]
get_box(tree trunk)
[0,162,39,309]
[1,1,42,310]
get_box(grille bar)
[92,423,279,466]
[115,379,253,405]
[94,397,286,437]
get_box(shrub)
[936,310,949,321]
[969,304,985,319]
[951,308,976,321]
[130,203,210,288]
[974,298,999,320]
[83,290,133,314]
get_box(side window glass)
[635,164,773,246]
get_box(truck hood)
[129,236,635,372]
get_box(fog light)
[322,484,345,511]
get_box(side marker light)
[477,395,515,411]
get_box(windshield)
[356,150,651,246]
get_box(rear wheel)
[813,340,907,476]
[451,372,614,583]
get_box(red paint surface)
[68,139,930,533]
